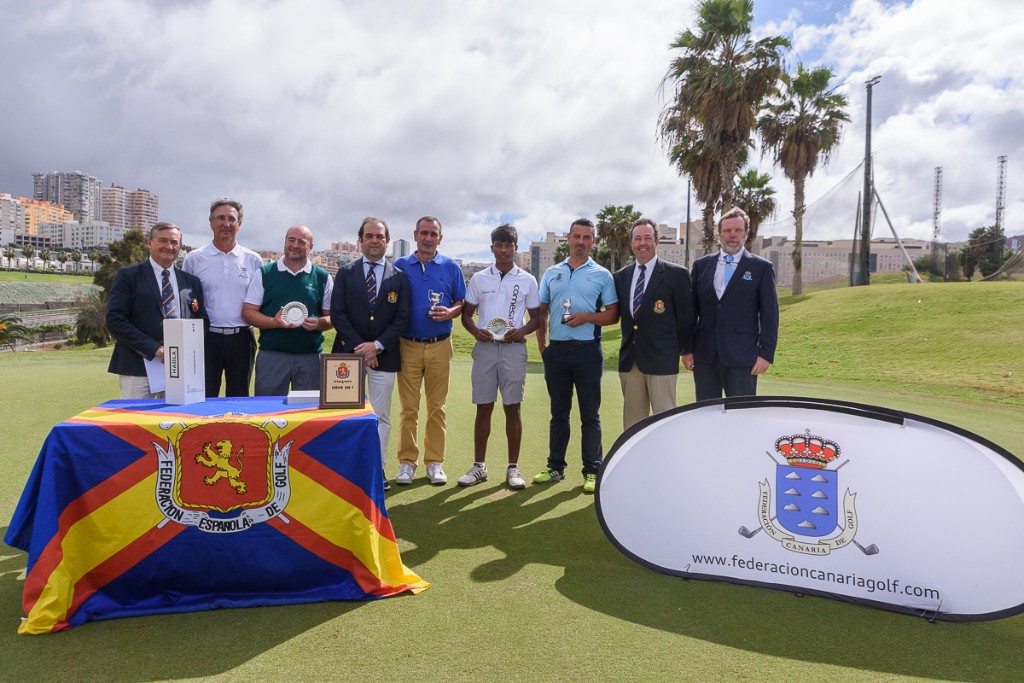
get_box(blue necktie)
[632,263,646,317]
[161,269,177,318]
[366,262,378,306]
[723,254,735,287]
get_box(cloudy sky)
[2,0,1021,260]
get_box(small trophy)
[561,297,573,323]
[486,318,509,341]
[426,290,442,318]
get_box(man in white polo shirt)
[183,198,264,397]
[458,224,540,490]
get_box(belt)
[549,339,599,346]
[209,326,248,335]
[402,332,451,344]
[492,338,526,344]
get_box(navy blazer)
[689,251,779,368]
[614,259,695,375]
[106,261,208,377]
[330,258,410,373]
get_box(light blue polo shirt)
[394,251,467,339]
[539,257,617,342]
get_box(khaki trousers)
[397,337,453,464]
[618,364,677,431]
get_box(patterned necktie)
[161,269,177,318]
[366,262,378,307]
[632,263,646,317]
[723,254,735,287]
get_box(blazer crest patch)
[388,291,398,303]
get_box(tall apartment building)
[101,184,158,231]
[101,184,127,229]
[1,193,26,245]
[33,170,102,222]
[127,188,159,230]
[392,238,411,259]
[17,197,75,236]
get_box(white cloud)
[2,0,1021,265]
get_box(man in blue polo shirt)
[534,218,619,494]
[393,216,467,486]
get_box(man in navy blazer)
[682,208,779,401]
[330,217,410,486]
[106,222,208,399]
[613,218,695,430]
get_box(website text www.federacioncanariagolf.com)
[690,553,941,601]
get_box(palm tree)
[3,247,15,269]
[40,249,52,272]
[596,204,643,271]
[71,249,83,274]
[22,245,36,270]
[57,251,69,272]
[732,169,777,251]
[659,108,724,252]
[661,0,788,216]
[0,312,32,350]
[759,63,850,295]
[89,250,102,274]
[75,292,111,347]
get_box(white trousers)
[367,368,396,469]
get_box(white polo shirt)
[465,264,540,331]
[183,242,264,327]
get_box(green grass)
[0,270,91,284]
[2,282,1024,682]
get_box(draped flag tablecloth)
[4,398,429,635]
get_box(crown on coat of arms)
[774,430,840,469]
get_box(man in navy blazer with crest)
[330,217,410,485]
[613,218,695,430]
[682,207,779,401]
[106,222,208,399]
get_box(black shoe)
[382,472,391,491]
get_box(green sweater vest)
[257,262,328,354]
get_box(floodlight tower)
[856,75,882,286]
[932,167,942,274]
[995,155,1007,231]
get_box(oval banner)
[595,396,1024,621]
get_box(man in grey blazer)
[106,222,208,399]
[330,217,410,488]
[683,207,779,401]
[613,218,695,430]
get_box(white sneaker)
[427,462,448,485]
[506,465,526,490]
[396,462,416,485]
[457,463,488,487]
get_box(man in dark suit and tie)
[330,217,410,488]
[106,222,208,399]
[682,207,779,401]
[614,218,695,430]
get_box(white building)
[38,220,127,249]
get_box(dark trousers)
[204,328,256,397]
[543,340,603,476]
[693,358,757,402]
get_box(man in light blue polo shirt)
[393,216,467,486]
[534,218,619,494]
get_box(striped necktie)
[632,263,646,317]
[366,262,378,306]
[161,269,177,318]
[723,254,735,287]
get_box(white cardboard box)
[163,319,206,405]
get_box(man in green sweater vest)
[242,225,333,396]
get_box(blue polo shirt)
[395,251,467,339]
[539,257,617,341]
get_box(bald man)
[242,224,333,396]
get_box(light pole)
[856,75,882,286]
